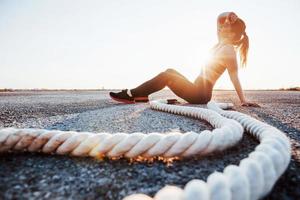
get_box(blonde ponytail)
[238,32,249,67]
[232,32,249,67]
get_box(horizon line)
[1,87,299,92]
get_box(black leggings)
[130,68,213,104]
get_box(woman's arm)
[224,50,260,107]
[228,69,246,103]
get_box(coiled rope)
[0,99,291,200]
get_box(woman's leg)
[130,68,210,104]
[131,68,187,96]
[164,68,189,80]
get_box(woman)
[109,12,260,107]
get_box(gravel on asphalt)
[0,90,299,200]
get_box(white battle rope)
[0,99,291,200]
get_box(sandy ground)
[0,90,299,200]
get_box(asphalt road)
[0,90,299,200]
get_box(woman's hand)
[241,101,261,107]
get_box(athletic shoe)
[109,89,149,104]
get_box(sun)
[201,49,214,68]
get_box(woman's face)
[217,12,238,43]
[218,26,236,42]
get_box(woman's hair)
[230,18,249,67]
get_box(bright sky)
[0,0,299,90]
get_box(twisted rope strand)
[0,99,291,200]
[0,102,243,159]
[124,100,291,200]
